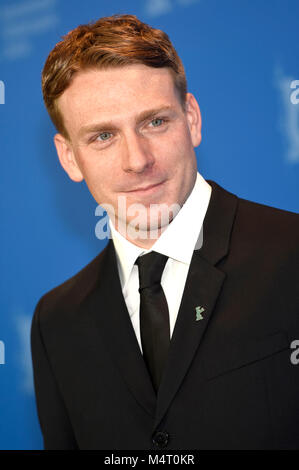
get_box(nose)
[121,129,155,173]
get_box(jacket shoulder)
[34,242,110,323]
[208,179,299,251]
[235,193,299,248]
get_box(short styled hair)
[42,14,188,138]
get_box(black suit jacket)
[31,180,299,450]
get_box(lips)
[127,182,163,192]
[124,180,165,193]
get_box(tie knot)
[135,251,168,291]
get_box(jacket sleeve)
[30,297,78,450]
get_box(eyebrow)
[78,105,175,138]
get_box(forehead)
[57,64,180,122]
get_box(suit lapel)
[154,180,239,429]
[85,240,157,419]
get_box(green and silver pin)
[195,306,205,321]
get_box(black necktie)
[135,251,170,393]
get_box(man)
[31,14,299,450]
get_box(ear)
[185,93,202,148]
[54,133,84,182]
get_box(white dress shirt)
[109,171,212,353]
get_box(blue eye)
[98,132,112,141]
[151,118,164,127]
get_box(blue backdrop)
[0,0,298,450]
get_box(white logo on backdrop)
[0,340,5,365]
[0,80,4,104]
[0,0,59,61]
[275,67,299,163]
[145,0,200,17]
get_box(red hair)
[42,14,188,138]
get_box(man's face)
[54,64,202,239]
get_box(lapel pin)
[195,306,205,321]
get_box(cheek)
[75,160,109,202]
[171,123,193,152]
[150,129,188,165]
[164,132,194,169]
[77,152,108,185]
[178,125,195,153]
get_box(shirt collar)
[109,171,212,288]
[109,220,146,288]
